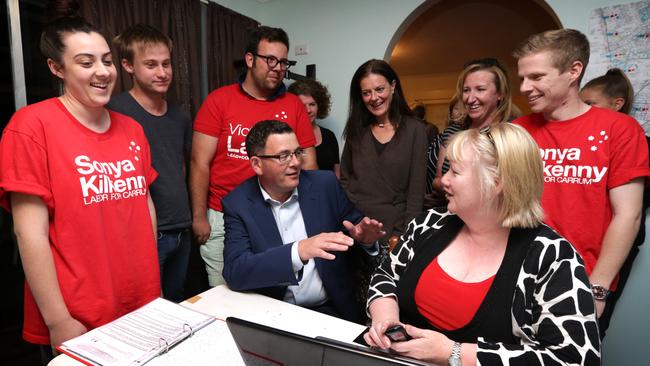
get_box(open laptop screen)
[226,317,432,366]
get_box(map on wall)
[583,0,650,135]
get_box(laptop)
[226,317,433,366]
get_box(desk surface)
[49,286,366,365]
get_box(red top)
[0,98,160,344]
[515,107,650,290]
[194,84,316,211]
[415,257,494,330]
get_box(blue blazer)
[222,170,365,322]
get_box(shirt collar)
[258,180,299,205]
[238,73,287,101]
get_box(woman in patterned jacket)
[364,123,600,365]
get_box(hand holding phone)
[384,325,412,342]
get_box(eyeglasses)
[256,148,304,164]
[253,53,296,70]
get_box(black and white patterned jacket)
[367,209,601,365]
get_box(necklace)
[377,123,385,128]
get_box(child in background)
[580,68,634,114]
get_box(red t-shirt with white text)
[194,84,316,211]
[0,98,161,344]
[515,107,650,282]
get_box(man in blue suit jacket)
[222,120,385,323]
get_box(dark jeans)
[158,228,191,303]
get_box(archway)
[387,0,562,130]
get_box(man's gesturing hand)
[297,232,354,262]
[343,217,385,246]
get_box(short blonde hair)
[512,29,590,84]
[446,123,544,228]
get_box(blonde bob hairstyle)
[446,123,544,228]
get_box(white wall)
[210,1,649,362]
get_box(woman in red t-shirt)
[0,2,159,360]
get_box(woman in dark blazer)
[341,59,427,243]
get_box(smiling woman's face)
[360,73,395,120]
[441,144,485,216]
[53,31,116,108]
[462,70,501,127]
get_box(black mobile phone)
[384,325,412,342]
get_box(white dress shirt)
[259,184,329,307]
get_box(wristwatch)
[448,341,462,366]
[591,284,610,301]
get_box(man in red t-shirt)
[513,29,650,335]
[191,26,317,286]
